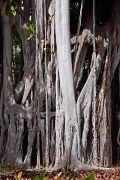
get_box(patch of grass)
[0,168,13,173]
[34,172,45,180]
[84,173,95,180]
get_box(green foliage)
[5,0,16,16]
[84,173,95,180]
[26,23,36,40]
[5,0,22,16]
[0,168,13,173]
[34,172,45,180]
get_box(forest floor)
[0,166,120,180]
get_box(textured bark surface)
[0,0,120,170]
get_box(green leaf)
[5,0,16,16]
[84,173,95,180]
[39,172,45,180]
[26,23,36,40]
[34,176,40,180]
[0,168,13,173]
[33,172,45,180]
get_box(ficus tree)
[0,0,120,170]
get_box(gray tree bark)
[0,0,119,170]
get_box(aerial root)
[46,157,114,172]
[46,160,67,172]
[70,158,114,171]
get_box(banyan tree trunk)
[0,0,120,169]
